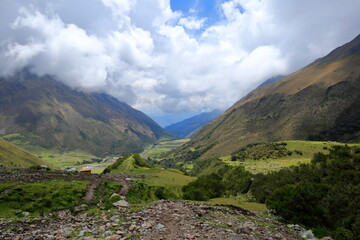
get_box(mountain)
[172,34,360,159]
[0,138,50,168]
[257,75,284,88]
[165,110,223,138]
[0,71,172,156]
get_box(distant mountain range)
[171,33,360,159]
[0,71,172,156]
[165,110,223,138]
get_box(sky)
[0,0,359,126]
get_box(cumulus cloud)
[179,16,206,30]
[0,0,359,120]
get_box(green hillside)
[170,34,360,160]
[0,138,50,168]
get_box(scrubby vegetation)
[126,182,178,203]
[0,180,88,217]
[182,145,360,238]
[231,142,294,161]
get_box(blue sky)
[171,0,224,27]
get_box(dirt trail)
[83,180,101,203]
[0,168,133,204]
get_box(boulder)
[112,200,129,208]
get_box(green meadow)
[222,140,360,173]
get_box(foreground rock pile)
[0,200,302,240]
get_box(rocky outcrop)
[0,200,302,240]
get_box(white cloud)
[0,0,359,119]
[179,16,206,30]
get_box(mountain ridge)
[165,109,223,138]
[0,71,173,156]
[171,34,360,159]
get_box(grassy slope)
[141,139,190,159]
[107,154,195,197]
[2,133,112,171]
[222,140,360,173]
[0,180,89,218]
[0,138,51,168]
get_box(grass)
[109,155,137,174]
[35,150,98,169]
[0,182,23,193]
[141,139,190,159]
[0,179,89,218]
[209,197,267,214]
[222,141,360,173]
[2,133,110,171]
[0,138,51,168]
[129,168,196,198]
[131,168,196,188]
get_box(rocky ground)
[0,169,315,239]
[0,200,307,240]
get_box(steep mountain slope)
[165,110,223,138]
[0,71,172,156]
[257,75,284,88]
[0,138,50,168]
[174,34,360,159]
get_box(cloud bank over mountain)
[0,0,359,116]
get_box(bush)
[266,182,330,227]
[182,173,224,201]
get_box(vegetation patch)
[103,154,148,174]
[126,182,177,204]
[181,145,360,238]
[0,179,88,218]
[141,139,190,159]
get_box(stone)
[78,230,86,237]
[22,212,30,217]
[128,224,137,231]
[110,193,120,199]
[113,200,129,208]
[62,229,71,238]
[141,222,152,229]
[155,223,165,230]
[107,234,121,240]
[104,230,113,236]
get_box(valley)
[0,8,359,239]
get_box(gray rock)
[62,228,71,238]
[78,230,86,237]
[110,193,120,199]
[301,230,317,240]
[113,200,129,208]
[141,222,152,229]
[22,212,30,217]
[155,223,165,230]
